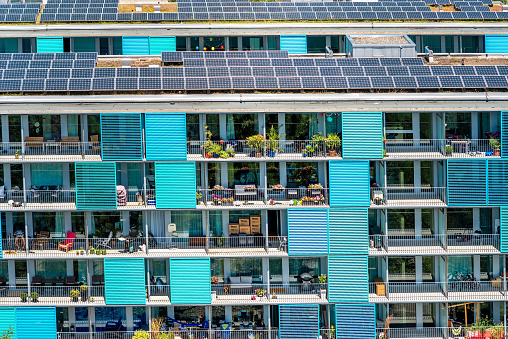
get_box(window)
[232,306,264,327]
[286,162,318,186]
[445,113,471,139]
[174,306,205,325]
[230,258,262,281]
[31,164,63,187]
[420,113,432,139]
[269,258,282,284]
[285,113,317,140]
[448,256,473,279]
[129,211,142,232]
[187,114,200,141]
[151,259,167,284]
[56,307,69,333]
[196,162,202,189]
[87,115,101,141]
[389,304,416,327]
[94,308,126,332]
[307,36,326,54]
[227,162,259,187]
[67,115,81,138]
[73,259,87,284]
[205,114,220,140]
[422,36,441,53]
[209,210,222,236]
[9,115,21,143]
[29,115,61,139]
[480,255,493,281]
[242,37,263,51]
[325,114,341,136]
[133,307,147,331]
[447,208,473,232]
[10,164,22,189]
[388,257,415,282]
[387,210,415,234]
[421,161,434,187]
[422,256,435,282]
[422,209,434,234]
[92,212,122,238]
[289,258,320,283]
[229,210,261,223]
[267,162,280,187]
[12,212,24,233]
[208,163,220,189]
[265,114,278,133]
[211,258,224,283]
[127,163,142,189]
[15,260,27,286]
[385,113,413,140]
[0,261,8,284]
[35,260,66,279]
[226,114,258,140]
[387,161,414,187]
[33,212,65,237]
[75,308,89,332]
[171,211,203,236]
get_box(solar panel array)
[0,4,41,22]
[40,0,118,22]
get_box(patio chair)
[31,276,43,286]
[96,231,113,249]
[64,276,77,286]
[105,317,124,332]
[90,135,101,151]
[58,231,76,253]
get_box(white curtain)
[149,211,165,237]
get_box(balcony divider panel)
[75,162,117,209]
[287,209,328,255]
[16,307,57,339]
[278,305,319,339]
[501,207,508,252]
[104,258,146,305]
[488,159,508,205]
[36,37,63,53]
[122,36,150,55]
[329,160,370,207]
[155,161,196,209]
[100,113,143,161]
[279,35,307,55]
[145,113,187,160]
[149,36,176,55]
[447,159,487,206]
[0,308,16,339]
[335,303,376,339]
[170,258,211,304]
[502,111,508,157]
[328,256,368,303]
[0,213,3,258]
[341,112,383,159]
[328,208,368,255]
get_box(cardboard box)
[229,223,239,235]
[251,225,261,234]
[240,225,251,235]
[239,218,250,227]
[250,215,261,226]
[374,278,385,296]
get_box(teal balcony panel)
[288,209,328,255]
[104,258,146,305]
[329,160,370,208]
[447,159,487,206]
[145,113,187,161]
[341,112,383,159]
[328,255,368,303]
[155,162,196,209]
[329,208,368,255]
[75,162,117,210]
[170,258,211,304]
[100,113,143,161]
[336,303,376,339]
[16,307,56,339]
[278,305,319,339]
[279,35,307,55]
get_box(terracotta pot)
[329,150,336,157]
[494,149,501,156]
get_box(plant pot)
[222,201,233,206]
[213,153,219,158]
[255,152,262,158]
[267,150,276,157]
[89,250,95,255]
[80,251,85,255]
[320,289,327,299]
[32,298,38,303]
[206,153,212,159]
[15,155,19,159]
[72,297,79,302]
[446,152,452,156]
[21,297,27,303]
[81,293,88,302]
[329,150,336,157]
[494,149,501,156]
[101,250,106,255]
[317,151,324,157]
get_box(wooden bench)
[61,136,81,151]
[24,137,44,150]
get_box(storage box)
[491,277,502,288]
[250,215,261,226]
[251,225,261,234]
[240,225,251,235]
[239,218,250,227]
[374,277,385,296]
[229,223,239,235]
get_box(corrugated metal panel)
[16,307,56,339]
[100,113,143,161]
[501,207,508,252]
[328,256,368,303]
[104,258,146,305]
[447,159,487,206]
[75,162,117,210]
[74,37,96,53]
[336,304,376,339]
[488,159,508,205]
[329,160,370,207]
[502,112,508,157]
[278,305,319,339]
[485,35,508,53]
[279,35,307,55]
[155,162,196,209]
[0,308,16,339]
[329,208,368,255]
[149,36,176,55]
[36,37,64,53]
[122,36,149,55]
[287,209,328,255]
[342,112,383,159]
[170,258,210,304]
[145,113,187,160]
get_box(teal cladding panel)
[336,304,376,339]
[328,256,368,302]
[485,36,508,53]
[502,112,508,157]
[287,209,328,255]
[75,162,117,209]
[0,308,16,339]
[279,305,319,339]
[145,113,187,160]
[0,213,2,258]
[488,159,508,205]
[447,160,487,206]
[122,36,149,55]
[329,208,368,255]
[155,162,196,209]
[329,160,370,207]
[342,112,383,159]
[279,35,307,55]
[104,258,146,305]
[16,307,56,339]
[100,113,143,161]
[36,37,64,53]
[501,207,508,252]
[74,37,96,53]
[0,39,18,53]
[149,36,176,55]
[170,258,211,304]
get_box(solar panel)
[347,77,371,89]
[249,59,271,67]
[34,53,55,61]
[254,77,278,89]
[293,59,315,67]
[52,60,74,68]
[139,77,161,90]
[296,67,319,77]
[380,58,402,66]
[184,67,206,77]
[364,66,387,76]
[453,66,476,75]
[162,77,185,90]
[12,54,32,61]
[92,78,115,90]
[183,51,204,59]
[69,78,91,91]
[22,79,45,91]
[497,66,508,75]
[416,76,440,88]
[315,59,337,67]
[226,51,246,59]
[115,77,138,90]
[184,59,205,67]
[8,60,29,69]
[45,78,68,91]
[0,79,21,91]
[401,58,424,66]
[475,66,498,75]
[461,75,485,88]
[247,51,268,58]
[430,66,454,76]
[484,75,508,88]
[186,77,209,90]
[358,58,380,67]
[371,76,394,88]
[72,68,94,78]
[409,66,432,76]
[26,69,48,79]
[301,77,325,89]
[252,67,275,77]
[393,76,418,88]
[336,59,359,66]
[278,77,302,89]
[3,69,25,79]
[271,59,293,67]
[162,52,183,62]
[323,76,347,89]
[140,68,161,77]
[386,66,410,76]
[116,68,139,78]
[94,68,116,78]
[205,59,227,67]
[275,67,297,77]
[342,67,365,77]
[207,67,230,77]
[438,76,463,88]
[30,60,52,69]
[232,77,255,89]
[267,51,288,58]
[48,68,71,79]
[209,77,232,89]
[228,59,249,67]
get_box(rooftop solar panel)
[275,67,298,77]
[185,67,207,77]
[409,66,432,76]
[252,67,275,77]
[184,59,205,67]
[52,60,74,68]
[228,59,249,67]
[115,77,138,90]
[484,75,508,88]
[69,78,91,91]
[319,67,342,76]
[371,76,394,88]
[461,75,485,88]
[430,66,454,76]
[12,54,33,61]
[139,77,161,90]
[205,59,227,67]
[0,79,22,92]
[162,77,185,90]
[232,77,255,89]
[22,79,45,91]
[401,58,424,66]
[347,77,371,89]
[162,52,183,62]
[293,59,315,67]
[364,67,387,76]
[301,77,325,89]
[226,51,246,59]
[380,58,402,66]
[475,65,498,75]
[229,67,252,77]
[496,66,508,75]
[48,68,71,79]
[416,76,440,88]
[8,60,29,69]
[278,77,302,89]
[254,77,278,89]
[140,67,161,78]
[296,66,320,77]
[271,59,293,67]
[247,51,268,59]
[209,77,232,89]
[250,59,271,67]
[323,76,348,89]
[438,76,464,88]
[186,77,209,90]
[93,68,116,78]
[452,66,476,75]
[358,58,381,67]
[92,77,115,90]
[26,69,48,79]
[3,69,25,79]
[207,67,230,77]
[393,76,418,88]
[342,67,365,77]
[336,59,359,67]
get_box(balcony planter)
[70,289,80,302]
[31,292,39,303]
[328,149,336,157]
[80,286,88,302]
[20,293,28,302]
[445,145,453,156]
[267,150,276,157]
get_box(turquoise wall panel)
[170,258,211,304]
[485,35,508,53]
[0,308,16,339]
[36,37,63,53]
[104,258,146,305]
[342,112,383,159]
[279,305,319,339]
[75,162,117,209]
[336,304,376,339]
[155,162,196,209]
[149,36,176,55]
[122,36,149,55]
[16,307,56,339]
[447,159,487,206]
[288,209,328,255]
[74,37,96,53]
[100,113,143,161]
[279,35,307,55]
[0,39,18,53]
[329,208,368,255]
[502,207,508,252]
[145,113,187,160]
[329,160,370,207]
[488,159,508,205]
[328,256,368,303]
[502,111,508,157]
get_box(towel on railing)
[116,185,127,206]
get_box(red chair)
[58,231,76,252]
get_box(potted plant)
[211,276,219,285]
[212,194,221,205]
[314,194,325,205]
[246,134,266,157]
[212,235,224,247]
[221,196,233,206]
[79,247,85,256]
[219,150,229,159]
[101,249,106,255]
[15,150,19,159]
[266,126,285,157]
[70,289,80,302]
[244,185,256,192]
[76,250,80,256]
[89,247,95,255]
[20,292,28,302]
[303,145,315,157]
[445,144,453,156]
[308,183,323,194]
[31,291,39,302]
[271,292,277,299]
[318,274,327,298]
[326,134,341,157]
[226,147,235,158]
[311,132,326,156]
[201,126,221,158]
[300,196,313,206]
[490,139,501,156]
[271,184,285,193]
[269,199,275,205]
[196,192,202,204]
[80,285,88,302]
[255,288,266,298]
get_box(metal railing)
[58,330,283,339]
[0,189,75,210]
[370,186,447,207]
[385,138,500,158]
[0,285,104,304]
[376,326,506,339]
[1,141,101,161]
[212,283,327,302]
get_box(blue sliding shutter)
[488,160,508,205]
[447,159,487,206]
[145,113,187,160]
[342,112,383,159]
[100,113,143,161]
[287,209,328,255]
[501,207,508,252]
[279,35,307,55]
[502,111,508,157]
[170,258,210,304]
[122,36,149,55]
[329,208,368,255]
[74,37,96,53]
[485,36,508,53]
[328,256,368,302]
[155,162,196,209]
[36,37,63,53]
[329,160,370,207]
[336,304,376,339]
[104,258,146,305]
[16,307,56,339]
[0,308,16,339]
[279,305,319,339]
[149,36,176,55]
[75,162,117,209]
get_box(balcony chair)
[105,317,124,332]
[31,276,43,286]
[64,276,77,286]
[95,231,113,249]
[33,231,50,251]
[91,275,104,285]
[90,135,101,151]
[58,231,76,253]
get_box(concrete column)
[416,303,423,328]
[440,36,446,53]
[222,210,229,237]
[3,164,10,190]
[494,255,500,277]
[415,256,423,283]
[258,113,266,136]
[412,112,420,142]
[61,115,69,138]
[415,208,422,237]
[471,112,478,139]
[64,212,72,233]
[125,306,134,331]
[281,257,289,284]
[1,115,9,148]
[277,113,285,140]
[220,162,229,188]
[186,37,191,51]
[62,163,70,190]
[474,255,481,281]
[198,37,204,51]
[225,306,233,323]
[279,162,287,188]
[27,260,35,282]
[414,160,421,189]
[68,307,76,332]
[219,114,227,140]
[260,162,266,195]
[122,211,129,236]
[94,37,100,54]
[86,211,93,236]
[5,212,13,235]
[82,115,89,143]
[237,37,242,51]
[66,259,74,277]
[167,306,175,318]
[224,258,231,280]
[493,302,501,323]
[262,258,269,284]
[26,212,33,237]
[21,115,29,138]
[260,209,267,236]
[224,37,230,51]
[472,208,480,232]
[325,36,331,48]
[202,210,207,236]
[7,260,15,287]
[24,164,31,189]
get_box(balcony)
[0,141,101,162]
[370,187,447,207]
[58,330,284,339]
[369,234,500,255]
[376,327,505,339]
[0,285,105,305]
[385,139,500,159]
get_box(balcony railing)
[376,327,506,339]
[369,234,500,255]
[385,138,500,158]
[58,330,285,339]
[371,187,447,207]
[0,286,104,305]
[212,283,327,303]
[1,141,101,161]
